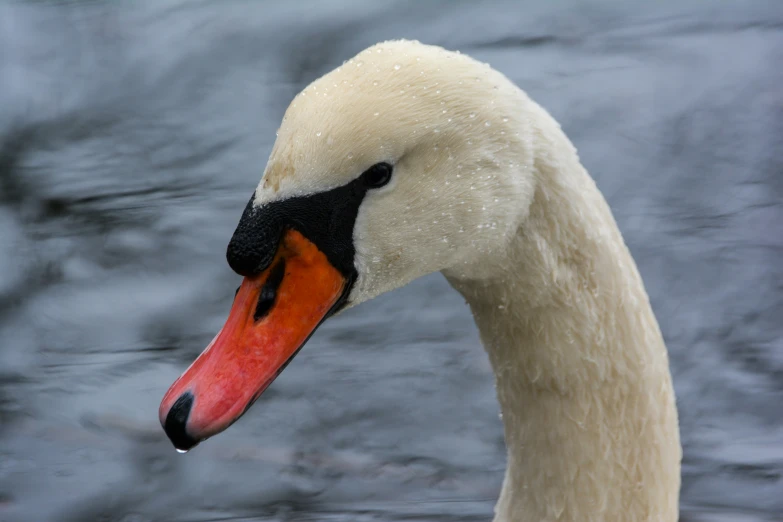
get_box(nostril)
[254,259,286,321]
[164,392,199,451]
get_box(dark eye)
[360,162,393,189]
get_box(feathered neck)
[444,99,681,522]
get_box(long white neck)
[444,102,681,522]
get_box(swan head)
[159,40,536,451]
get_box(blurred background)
[0,0,781,521]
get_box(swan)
[159,40,681,521]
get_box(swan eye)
[360,162,393,189]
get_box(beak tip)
[161,391,201,452]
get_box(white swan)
[159,40,681,522]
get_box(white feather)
[255,40,681,522]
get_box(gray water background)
[0,1,782,520]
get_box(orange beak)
[158,229,348,451]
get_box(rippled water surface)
[1,1,782,521]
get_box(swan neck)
[443,114,681,521]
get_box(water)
[1,1,781,520]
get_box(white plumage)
[254,40,681,522]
